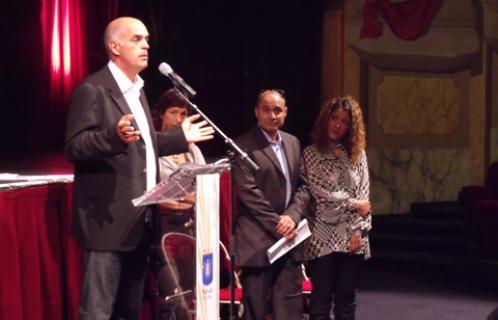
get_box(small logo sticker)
[202,253,213,285]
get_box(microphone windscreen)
[158,62,173,76]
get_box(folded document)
[267,219,311,264]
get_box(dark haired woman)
[303,96,371,320]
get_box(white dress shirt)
[260,128,292,207]
[108,61,157,191]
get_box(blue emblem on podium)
[202,253,213,285]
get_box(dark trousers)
[78,231,152,320]
[308,252,363,319]
[241,258,302,320]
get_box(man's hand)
[349,233,361,252]
[276,215,297,240]
[354,199,371,218]
[116,114,140,143]
[181,114,215,143]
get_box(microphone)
[158,62,197,97]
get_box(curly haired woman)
[303,96,372,320]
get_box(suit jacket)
[233,126,308,267]
[65,66,188,251]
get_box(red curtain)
[0,175,234,320]
[0,184,82,320]
[40,0,87,107]
[36,0,119,149]
[220,171,236,251]
[360,0,442,40]
[0,184,155,320]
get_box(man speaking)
[65,16,213,320]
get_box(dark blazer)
[65,66,188,251]
[233,126,307,267]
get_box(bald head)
[103,17,150,80]
[104,17,146,57]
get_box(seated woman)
[152,89,206,319]
[153,88,206,235]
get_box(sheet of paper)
[0,173,74,191]
[0,173,20,180]
[267,219,311,264]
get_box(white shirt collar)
[259,127,283,147]
[107,60,144,94]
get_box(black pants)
[78,230,152,320]
[241,258,303,320]
[308,252,364,319]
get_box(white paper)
[328,191,349,201]
[0,173,73,182]
[267,219,311,264]
[0,173,73,191]
[0,173,20,180]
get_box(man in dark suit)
[65,17,213,320]
[233,89,307,320]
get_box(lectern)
[133,162,230,320]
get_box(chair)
[459,162,498,209]
[472,200,498,258]
[459,162,498,258]
[159,232,196,320]
[218,243,313,319]
[218,241,244,318]
[159,232,245,319]
[301,264,313,315]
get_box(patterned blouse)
[302,144,371,260]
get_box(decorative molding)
[348,0,481,72]
[368,66,470,149]
[482,0,498,51]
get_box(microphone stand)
[226,150,237,320]
[173,88,259,172]
[173,88,258,320]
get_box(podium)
[132,162,229,207]
[133,162,230,320]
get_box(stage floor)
[357,261,498,320]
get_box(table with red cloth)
[0,172,233,320]
[0,183,82,320]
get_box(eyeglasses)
[340,98,351,110]
[327,97,351,111]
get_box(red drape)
[36,0,119,148]
[219,171,236,251]
[0,174,233,320]
[0,184,82,320]
[40,0,87,107]
[360,0,442,40]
